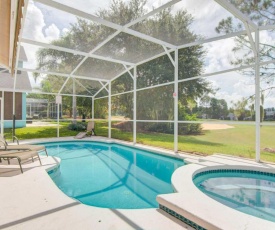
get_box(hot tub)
[193,169,275,222]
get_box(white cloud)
[203,38,236,73]
[22,1,47,42]
[21,1,67,88]
[45,24,60,41]
[208,72,255,108]
[172,0,243,39]
[22,1,69,43]
[62,28,70,36]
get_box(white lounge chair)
[0,135,48,156]
[0,150,42,173]
[75,121,96,139]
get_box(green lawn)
[4,121,275,163]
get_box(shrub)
[68,122,87,131]
[146,123,174,134]
[178,123,202,135]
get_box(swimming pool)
[44,141,184,209]
[193,169,275,222]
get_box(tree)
[231,98,249,120]
[216,1,275,107]
[34,0,214,134]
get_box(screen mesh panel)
[137,84,174,120]
[111,72,133,95]
[94,98,108,119]
[111,92,133,120]
[111,121,133,141]
[59,78,102,96]
[137,52,174,89]
[24,72,68,94]
[22,1,116,52]
[137,122,174,149]
[53,0,171,26]
[178,68,255,121]
[95,88,109,98]
[94,32,164,64]
[260,30,275,62]
[74,57,125,80]
[130,0,244,46]
[261,126,275,162]
[228,0,275,26]
[178,36,254,80]
[20,43,83,74]
[260,63,275,121]
[178,123,255,157]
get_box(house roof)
[19,47,28,62]
[0,71,32,92]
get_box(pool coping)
[157,155,275,230]
[0,136,195,230]
[1,136,275,229]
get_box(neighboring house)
[227,113,238,121]
[26,98,60,119]
[201,113,209,119]
[0,47,31,128]
[265,107,275,120]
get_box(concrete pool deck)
[158,155,275,230]
[0,137,194,230]
[0,137,275,229]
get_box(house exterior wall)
[0,91,27,128]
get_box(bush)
[178,123,202,135]
[146,123,174,134]
[140,122,202,135]
[68,122,87,131]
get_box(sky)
[21,0,275,109]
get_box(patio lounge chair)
[0,135,48,156]
[75,121,96,139]
[0,150,42,173]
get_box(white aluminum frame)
[3,0,274,162]
[0,96,4,137]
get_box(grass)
[4,121,275,163]
[4,122,79,139]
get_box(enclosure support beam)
[178,30,247,50]
[58,77,71,94]
[11,0,29,142]
[163,46,175,67]
[108,82,111,139]
[123,65,134,79]
[244,22,257,56]
[57,98,60,138]
[255,29,260,162]
[92,97,94,121]
[99,81,109,93]
[133,66,137,144]
[93,81,110,98]
[17,67,109,82]
[35,0,176,49]
[73,79,77,123]
[174,49,178,153]
[0,96,4,137]
[12,74,17,142]
[214,0,257,30]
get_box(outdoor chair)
[75,121,96,139]
[0,150,42,173]
[0,135,48,156]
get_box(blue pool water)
[44,141,184,209]
[193,170,275,222]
